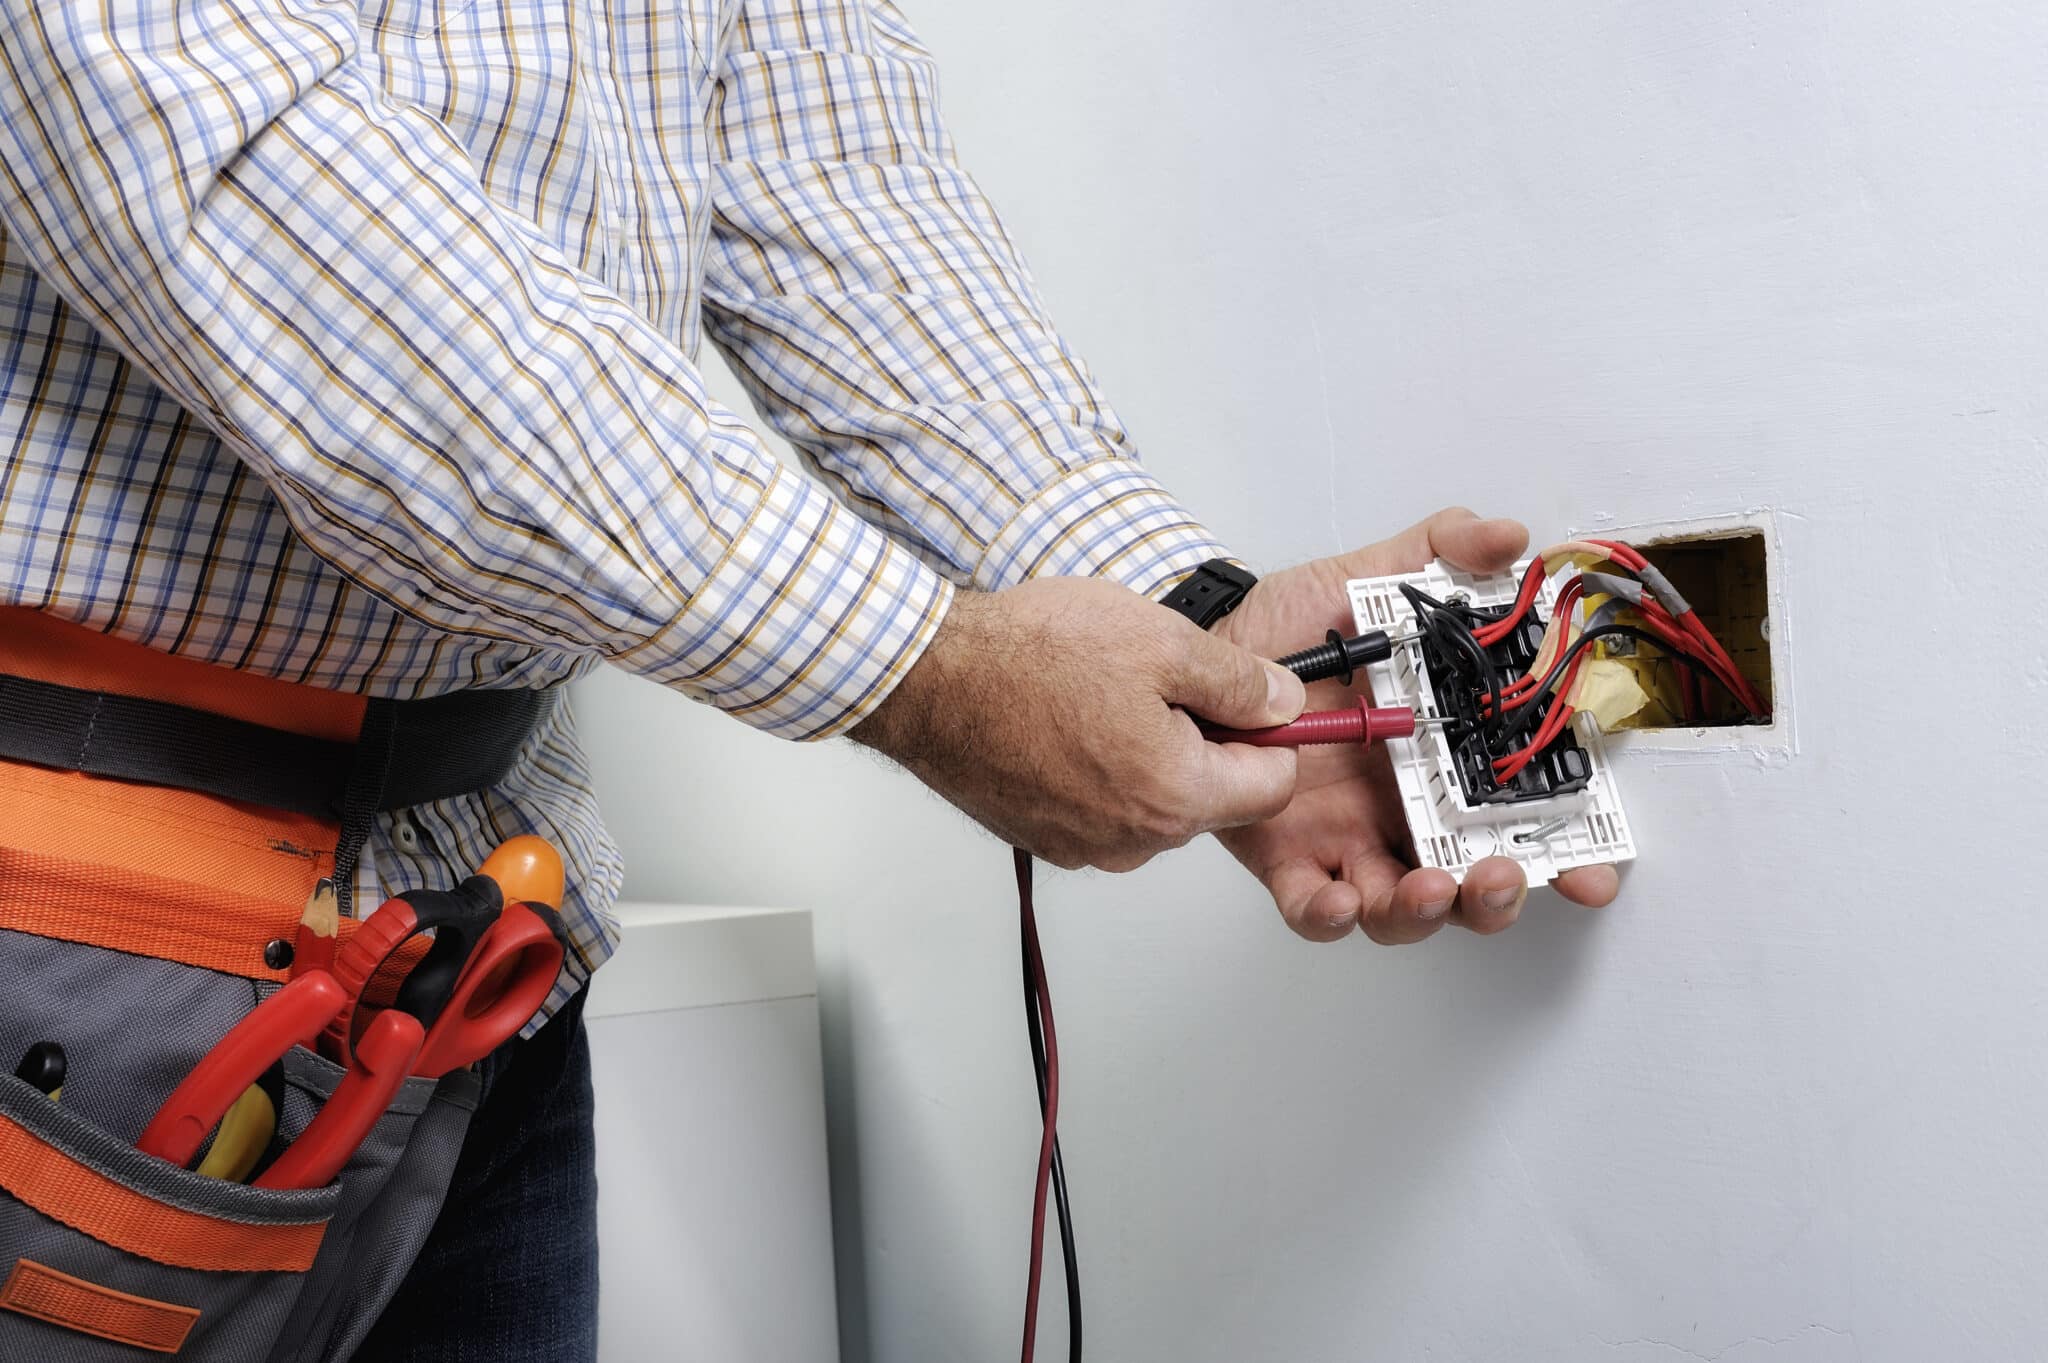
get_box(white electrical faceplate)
[1347,560,1638,887]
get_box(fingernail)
[1481,886,1524,914]
[1417,895,1454,920]
[1266,665,1305,722]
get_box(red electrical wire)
[1586,538,1648,570]
[1495,692,1570,778]
[1635,598,1757,715]
[1494,641,1592,781]
[1495,702,1577,784]
[1474,559,1546,647]
[1016,849,1060,1363]
[1485,577,1585,714]
[1680,610,1767,714]
[1586,538,1766,716]
[1492,677,1536,706]
[1497,602,1760,775]
[1466,537,1770,787]
[1497,583,1697,775]
[1498,689,1576,780]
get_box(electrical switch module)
[1347,537,1768,886]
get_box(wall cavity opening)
[1607,528,1775,732]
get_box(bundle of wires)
[1015,849,1081,1362]
[1405,538,1768,790]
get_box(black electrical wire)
[1401,584,1506,752]
[1398,582,1469,616]
[1399,582,1512,627]
[1428,612,1502,726]
[1497,624,1753,743]
[1017,850,1081,1360]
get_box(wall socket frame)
[1347,562,1637,888]
[1344,509,1793,885]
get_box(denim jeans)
[352,992,600,1363]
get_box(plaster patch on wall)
[1569,509,1798,764]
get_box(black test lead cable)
[1014,626,1445,1360]
[1016,849,1081,1361]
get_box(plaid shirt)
[0,0,1225,1013]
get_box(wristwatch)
[1158,559,1258,629]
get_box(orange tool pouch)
[0,609,551,1360]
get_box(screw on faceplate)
[1513,817,1572,845]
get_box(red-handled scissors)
[138,868,566,1187]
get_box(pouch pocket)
[0,1074,339,1359]
[0,928,478,1361]
[268,1046,479,1363]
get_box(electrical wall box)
[1348,561,1638,887]
[1571,511,1794,759]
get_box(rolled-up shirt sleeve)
[0,0,949,739]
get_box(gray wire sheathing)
[1633,562,1692,615]
[1584,599,1628,634]
[1579,571,1645,605]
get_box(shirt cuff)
[972,461,1234,598]
[622,465,953,740]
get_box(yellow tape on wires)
[1560,589,1654,730]
[1526,605,1573,680]
[1565,656,1652,730]
[1616,609,1690,726]
[1537,540,1632,577]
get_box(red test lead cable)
[1015,849,1068,1363]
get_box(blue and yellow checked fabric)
[0,0,1226,1011]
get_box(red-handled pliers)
[138,873,566,1187]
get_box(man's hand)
[852,577,1309,872]
[1212,508,1622,943]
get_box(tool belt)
[0,608,554,1361]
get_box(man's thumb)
[1165,629,1306,728]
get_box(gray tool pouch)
[0,931,477,1361]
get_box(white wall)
[576,2,2048,1358]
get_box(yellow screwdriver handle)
[195,1082,277,1183]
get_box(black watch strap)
[1158,559,1258,628]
